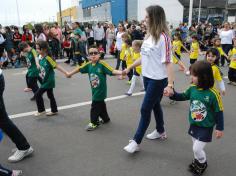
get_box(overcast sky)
[0,0,72,26]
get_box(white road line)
[9,92,145,119]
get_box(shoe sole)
[123,147,140,154]
[146,136,167,140]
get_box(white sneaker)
[8,147,34,162]
[146,129,167,140]
[34,111,46,116]
[123,140,140,153]
[12,170,23,176]
[46,112,58,116]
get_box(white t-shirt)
[141,33,172,80]
[0,68,2,75]
[115,32,124,51]
[220,30,234,44]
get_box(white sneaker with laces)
[8,147,34,162]
[123,140,140,153]
[146,129,167,140]
[12,170,23,176]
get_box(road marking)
[9,92,145,119]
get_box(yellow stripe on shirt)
[210,87,224,111]
[31,49,37,59]
[99,60,114,72]
[46,56,57,68]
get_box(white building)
[128,0,184,27]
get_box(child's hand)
[221,90,226,96]
[215,130,223,139]
[66,72,72,78]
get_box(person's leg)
[28,77,39,94]
[115,51,121,70]
[121,60,127,71]
[90,101,100,125]
[153,79,167,134]
[46,89,58,113]
[128,69,133,81]
[133,77,163,144]
[127,75,137,94]
[192,138,207,163]
[35,88,46,113]
[99,101,110,123]
[0,75,30,150]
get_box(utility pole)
[15,0,21,26]
[58,0,63,27]
[198,0,202,24]
[188,0,193,27]
[225,0,229,22]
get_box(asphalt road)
[0,55,235,176]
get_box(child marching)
[66,45,122,131]
[165,61,224,176]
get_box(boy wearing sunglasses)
[67,45,122,131]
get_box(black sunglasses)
[89,51,99,56]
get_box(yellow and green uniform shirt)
[180,85,223,128]
[212,64,223,82]
[39,56,57,89]
[120,43,126,61]
[79,60,114,101]
[132,51,142,74]
[125,47,133,67]
[228,48,236,69]
[190,42,199,59]
[172,40,183,64]
[26,48,39,77]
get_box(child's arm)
[112,69,123,75]
[124,58,141,74]
[218,80,226,96]
[55,64,69,77]
[169,90,189,101]
[215,111,224,139]
[67,67,80,78]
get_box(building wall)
[57,6,78,24]
[137,0,183,27]
[111,0,127,25]
[127,0,138,21]
[83,2,112,22]
[82,0,110,9]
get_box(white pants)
[127,75,144,94]
[192,137,207,163]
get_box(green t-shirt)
[26,48,39,77]
[79,60,114,101]
[179,85,223,128]
[74,28,83,36]
[39,56,57,89]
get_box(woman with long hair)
[123,5,174,153]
